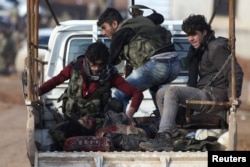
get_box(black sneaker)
[139,132,175,151]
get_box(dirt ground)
[0,74,30,167]
[0,74,249,167]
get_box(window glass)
[173,37,190,72]
[66,37,111,65]
[67,38,92,63]
[38,36,50,45]
[213,0,237,16]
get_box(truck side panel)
[36,152,207,167]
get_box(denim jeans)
[156,86,216,133]
[113,56,180,112]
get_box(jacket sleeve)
[38,63,73,95]
[186,46,199,87]
[231,60,244,98]
[109,28,135,65]
[110,74,143,110]
[209,42,244,98]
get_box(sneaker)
[139,132,175,151]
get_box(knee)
[156,86,180,100]
[157,86,178,96]
[156,87,167,100]
[164,86,179,95]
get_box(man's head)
[85,42,109,76]
[182,14,212,48]
[97,8,123,39]
[78,115,96,131]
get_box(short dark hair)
[97,8,123,26]
[182,14,212,35]
[85,42,109,64]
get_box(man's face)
[78,115,96,130]
[187,30,207,48]
[100,21,118,39]
[88,59,106,76]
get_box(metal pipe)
[33,0,39,100]
[27,0,33,101]
[186,100,231,106]
[228,0,237,151]
[229,0,236,102]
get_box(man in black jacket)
[139,14,244,151]
[97,8,180,118]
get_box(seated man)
[139,14,244,151]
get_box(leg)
[158,86,213,133]
[113,59,180,112]
[149,85,160,117]
[140,86,213,151]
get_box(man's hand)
[126,115,136,127]
[124,65,133,78]
[78,115,96,130]
[33,84,41,96]
[126,107,137,126]
[229,97,241,107]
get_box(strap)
[128,4,156,17]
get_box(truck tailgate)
[36,151,207,167]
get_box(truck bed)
[24,18,234,167]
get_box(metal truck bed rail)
[36,151,207,167]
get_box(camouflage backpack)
[117,16,174,68]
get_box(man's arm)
[231,61,244,98]
[209,43,244,98]
[111,74,143,125]
[109,28,135,65]
[38,63,73,95]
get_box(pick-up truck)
[23,1,238,166]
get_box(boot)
[139,132,176,151]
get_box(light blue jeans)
[156,86,218,133]
[113,56,180,112]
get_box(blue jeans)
[156,86,219,133]
[113,56,180,112]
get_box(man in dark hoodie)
[139,14,244,151]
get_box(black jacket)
[196,37,244,100]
